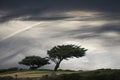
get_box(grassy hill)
[0,69,76,79]
[47,69,120,80]
[0,69,120,80]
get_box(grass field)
[0,69,120,80]
[0,70,76,78]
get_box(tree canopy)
[19,56,49,70]
[47,44,87,71]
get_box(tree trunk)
[54,63,60,71]
[54,59,63,71]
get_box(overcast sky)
[0,0,120,70]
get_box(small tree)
[19,56,49,70]
[47,44,87,71]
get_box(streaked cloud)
[0,19,120,70]
[0,0,120,70]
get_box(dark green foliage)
[40,69,120,80]
[0,67,18,73]
[48,45,86,59]
[56,73,82,80]
[19,56,49,70]
[1,69,120,80]
[0,76,14,80]
[47,44,87,71]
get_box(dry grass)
[0,70,75,78]
[0,71,45,78]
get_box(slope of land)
[0,69,75,78]
[0,69,120,80]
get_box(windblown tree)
[19,56,49,70]
[47,44,87,71]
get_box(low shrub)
[0,76,14,80]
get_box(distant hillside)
[0,69,120,80]
[41,69,120,80]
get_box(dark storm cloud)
[0,49,24,64]
[0,31,46,65]
[0,21,120,69]
[72,13,120,21]
[51,23,120,39]
[0,0,120,70]
[23,16,72,21]
[0,0,120,22]
[74,24,120,34]
[98,25,120,32]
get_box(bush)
[0,67,18,73]
[40,69,120,80]
[0,76,14,80]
